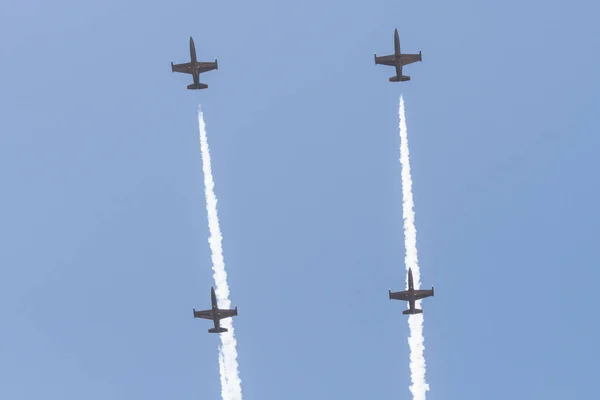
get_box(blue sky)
[1,0,599,399]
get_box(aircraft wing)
[196,61,218,73]
[193,309,213,319]
[399,53,421,66]
[389,290,410,301]
[414,289,433,300]
[172,62,193,74]
[218,308,237,319]
[374,54,396,66]
[172,61,217,75]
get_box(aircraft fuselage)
[394,28,401,61]
[189,37,199,83]
[210,287,221,327]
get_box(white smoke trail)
[218,352,228,400]
[398,96,429,400]
[198,108,242,400]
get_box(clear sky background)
[1,0,599,399]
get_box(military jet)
[193,287,238,333]
[374,29,422,82]
[171,36,218,90]
[389,268,434,315]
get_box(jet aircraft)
[389,268,434,315]
[193,287,238,333]
[171,36,218,90]
[374,29,422,82]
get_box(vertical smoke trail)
[398,96,429,400]
[198,108,242,400]
[218,352,228,400]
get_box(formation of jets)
[191,274,433,335]
[192,268,434,334]
[174,31,431,333]
[170,29,422,91]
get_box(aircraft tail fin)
[389,75,411,82]
[402,308,423,315]
[208,327,228,333]
[187,83,208,90]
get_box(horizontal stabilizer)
[187,83,208,90]
[389,75,410,82]
[208,327,228,333]
[402,308,423,315]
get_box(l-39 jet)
[374,29,422,82]
[193,287,238,333]
[171,36,218,90]
[389,268,434,315]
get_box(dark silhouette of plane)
[374,29,422,82]
[193,287,237,333]
[389,268,434,315]
[171,36,218,90]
